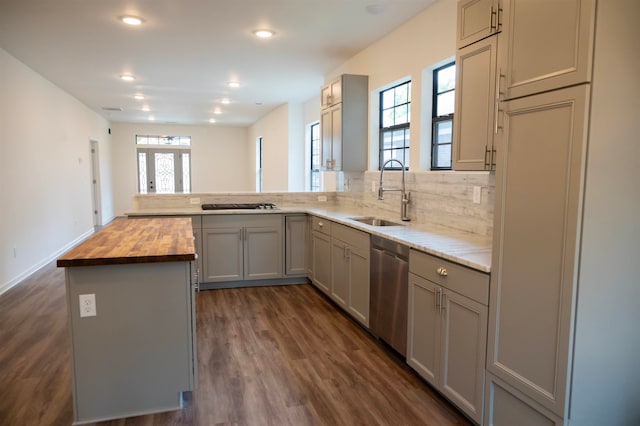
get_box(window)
[136,135,191,194]
[310,122,321,191]
[431,62,456,170]
[379,81,411,170]
[256,137,263,192]
[136,135,191,146]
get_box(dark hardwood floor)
[0,262,471,426]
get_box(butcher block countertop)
[57,217,196,267]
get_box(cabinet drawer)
[332,222,369,252]
[409,249,489,305]
[311,216,332,236]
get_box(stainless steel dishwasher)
[369,235,409,357]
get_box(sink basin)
[349,217,405,227]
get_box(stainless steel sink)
[349,217,405,227]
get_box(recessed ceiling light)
[221,98,230,104]
[213,109,222,115]
[209,118,217,124]
[148,115,155,121]
[253,29,274,39]
[141,105,150,111]
[120,15,144,26]
[227,81,240,88]
[134,94,145,100]
[120,74,135,81]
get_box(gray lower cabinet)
[408,249,489,424]
[202,214,283,283]
[284,215,307,276]
[310,216,370,327]
[330,222,370,327]
[310,216,331,294]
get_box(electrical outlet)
[190,197,201,205]
[79,294,97,317]
[473,186,482,204]
[317,195,327,202]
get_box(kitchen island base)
[64,261,196,425]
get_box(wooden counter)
[57,217,196,267]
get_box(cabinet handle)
[484,146,491,170]
[440,292,446,314]
[435,288,439,310]
[436,266,448,276]
[318,221,323,228]
[492,148,497,171]
[497,6,503,30]
[490,6,497,31]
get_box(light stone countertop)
[126,205,492,273]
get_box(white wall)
[0,47,112,294]
[110,123,250,214]
[247,104,291,192]
[325,0,457,171]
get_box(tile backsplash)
[132,171,494,237]
[341,171,494,236]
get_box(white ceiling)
[0,0,438,126]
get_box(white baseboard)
[0,228,96,296]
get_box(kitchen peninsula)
[57,217,197,425]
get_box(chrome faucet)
[378,159,411,221]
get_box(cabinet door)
[320,105,342,171]
[312,231,331,294]
[305,216,313,276]
[244,226,282,280]
[285,215,307,276]
[202,227,243,282]
[457,0,500,49]
[453,35,498,171]
[499,0,595,100]
[329,77,342,105]
[484,373,564,426]
[407,273,440,387]
[320,77,342,109]
[330,105,342,171]
[347,244,369,327]
[440,289,488,424]
[330,239,348,309]
[488,85,589,416]
[320,108,333,170]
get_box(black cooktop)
[201,203,278,210]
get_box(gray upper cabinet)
[320,77,342,109]
[320,74,368,172]
[453,34,499,171]
[456,0,502,49]
[202,215,283,283]
[499,0,596,100]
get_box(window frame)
[309,122,321,192]
[431,62,456,170]
[379,81,411,171]
[256,136,263,192]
